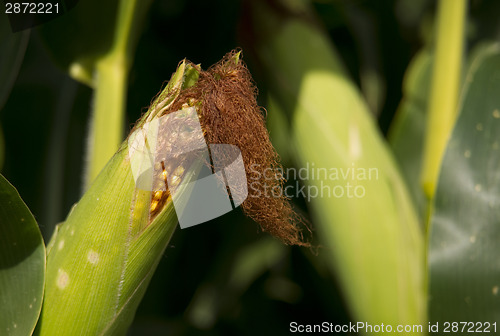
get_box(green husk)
[36,61,199,335]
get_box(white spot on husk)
[57,269,69,289]
[87,250,99,264]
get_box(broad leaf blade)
[0,174,45,336]
[429,45,500,322]
[245,0,425,328]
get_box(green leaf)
[245,0,425,328]
[0,174,45,336]
[388,49,433,219]
[421,0,466,197]
[429,45,500,322]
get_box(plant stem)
[85,0,153,187]
[87,53,127,186]
[421,0,466,199]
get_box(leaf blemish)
[87,250,99,264]
[57,269,69,289]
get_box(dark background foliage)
[2,0,500,334]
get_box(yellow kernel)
[174,166,185,176]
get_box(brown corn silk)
[155,51,308,246]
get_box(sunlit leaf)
[245,0,425,328]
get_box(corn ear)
[36,61,199,335]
